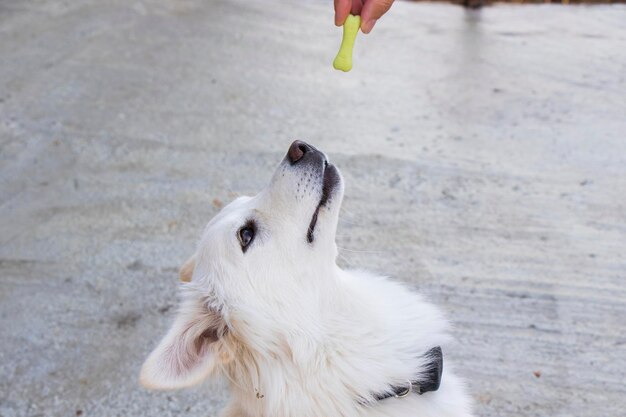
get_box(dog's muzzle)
[284,140,340,244]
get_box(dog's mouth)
[307,161,339,243]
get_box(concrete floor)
[1,1,625,416]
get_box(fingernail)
[361,19,377,34]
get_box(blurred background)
[1,0,625,416]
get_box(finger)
[361,0,394,32]
[361,19,377,34]
[334,0,352,26]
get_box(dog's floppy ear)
[179,254,196,282]
[140,293,224,390]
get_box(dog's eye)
[238,223,256,252]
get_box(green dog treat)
[333,14,361,72]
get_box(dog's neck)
[219,266,420,417]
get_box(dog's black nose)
[287,140,312,164]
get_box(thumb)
[334,0,351,26]
[360,0,394,33]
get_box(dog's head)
[140,141,344,390]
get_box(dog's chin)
[307,163,341,244]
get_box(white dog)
[140,141,474,417]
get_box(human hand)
[334,0,395,34]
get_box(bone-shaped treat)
[333,14,361,72]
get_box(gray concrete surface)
[1,1,626,416]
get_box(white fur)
[140,144,474,417]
